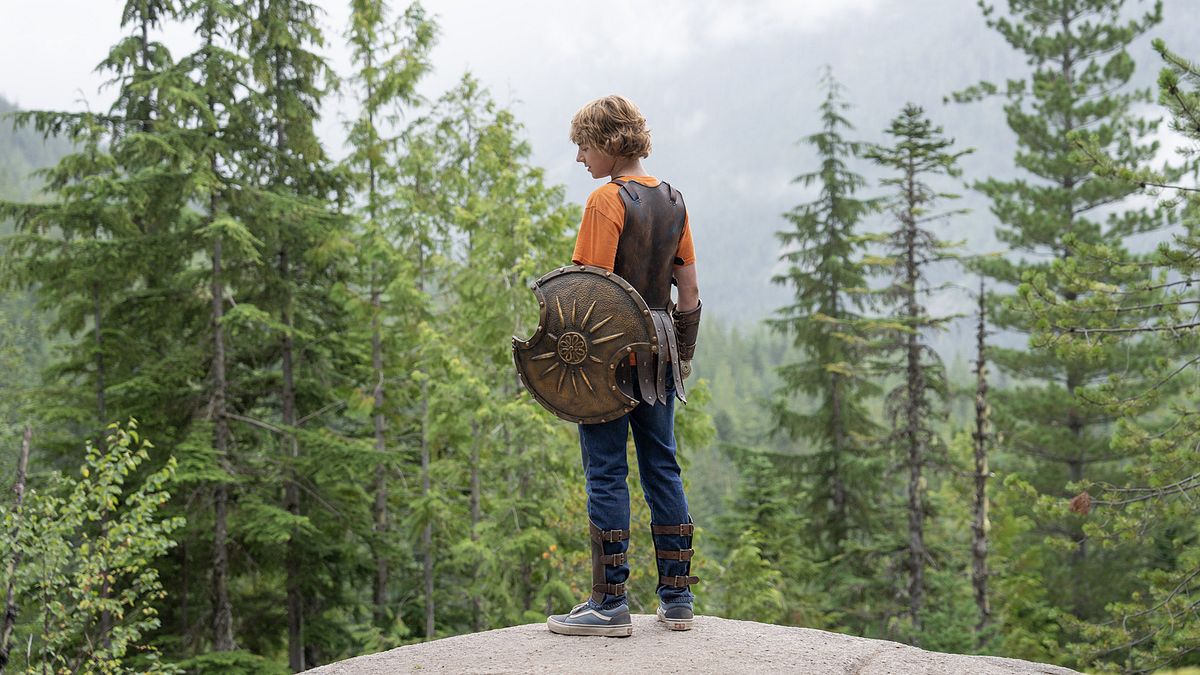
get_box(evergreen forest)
[2,1,1200,673]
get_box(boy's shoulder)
[586,176,665,204]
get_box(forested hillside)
[1,1,1199,674]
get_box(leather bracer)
[672,299,702,362]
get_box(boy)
[546,95,702,637]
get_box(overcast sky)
[2,0,1196,333]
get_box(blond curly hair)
[569,95,652,159]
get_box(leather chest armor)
[612,180,687,309]
[611,179,689,405]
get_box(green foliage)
[864,103,971,641]
[175,650,290,675]
[712,449,827,628]
[1020,39,1200,673]
[1,420,183,674]
[952,1,1176,663]
[767,69,886,563]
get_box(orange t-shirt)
[571,176,696,271]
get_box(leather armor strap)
[663,304,686,403]
[650,310,671,404]
[656,548,694,561]
[589,521,630,543]
[652,520,697,589]
[599,552,627,566]
[635,350,656,406]
[672,299,702,362]
[589,520,629,603]
[651,523,695,536]
[593,582,626,596]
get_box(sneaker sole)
[657,606,694,631]
[546,616,633,637]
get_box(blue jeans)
[578,369,694,608]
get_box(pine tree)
[767,70,883,560]
[865,103,970,641]
[954,0,1172,623]
[342,0,436,633]
[392,74,582,635]
[713,448,824,627]
[970,279,993,645]
[1022,40,1200,672]
[241,0,354,665]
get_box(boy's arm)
[672,263,701,379]
[673,263,699,312]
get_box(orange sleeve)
[675,211,696,266]
[571,184,625,271]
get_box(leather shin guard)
[652,519,699,591]
[589,520,629,605]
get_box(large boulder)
[308,614,1079,674]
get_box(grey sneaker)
[547,601,633,637]
[657,601,694,631]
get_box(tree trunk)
[371,292,389,627]
[211,226,235,651]
[829,371,848,551]
[902,180,925,639]
[827,276,848,553]
[1058,3,1089,615]
[0,426,32,669]
[470,426,482,633]
[280,244,304,671]
[421,382,434,640]
[93,285,113,647]
[971,280,992,643]
[93,285,107,425]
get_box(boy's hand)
[680,360,693,381]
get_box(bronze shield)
[512,265,656,424]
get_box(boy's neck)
[608,156,647,180]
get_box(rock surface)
[308,614,1080,674]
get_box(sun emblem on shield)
[529,295,625,395]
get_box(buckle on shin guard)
[593,582,626,596]
[589,522,630,543]
[656,548,694,561]
[599,552,627,566]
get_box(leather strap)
[589,522,630,543]
[656,548,694,561]
[652,311,670,404]
[651,523,695,536]
[635,350,655,405]
[593,582,626,596]
[659,575,699,588]
[663,304,685,403]
[599,552,627,566]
